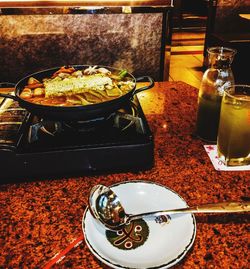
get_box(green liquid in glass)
[217,96,250,165]
[196,94,222,142]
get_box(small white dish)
[82,180,196,269]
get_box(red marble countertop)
[0,81,249,268]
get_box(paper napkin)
[204,145,250,171]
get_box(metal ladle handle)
[128,201,250,222]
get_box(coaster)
[204,145,250,171]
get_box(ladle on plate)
[88,184,250,231]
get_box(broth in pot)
[20,66,135,107]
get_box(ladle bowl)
[88,184,250,231]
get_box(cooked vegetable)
[118,69,128,79]
[27,77,40,85]
[20,88,32,99]
[33,87,45,97]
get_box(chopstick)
[42,234,84,269]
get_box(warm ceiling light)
[0,0,173,8]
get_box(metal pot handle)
[133,76,155,95]
[0,82,18,101]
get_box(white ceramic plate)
[82,180,196,269]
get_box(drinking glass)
[217,84,250,166]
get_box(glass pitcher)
[196,46,237,142]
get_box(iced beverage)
[217,85,250,166]
[196,93,222,142]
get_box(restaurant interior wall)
[169,0,208,88]
[204,0,250,84]
[0,6,172,83]
[172,0,208,31]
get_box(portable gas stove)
[0,95,154,181]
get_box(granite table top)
[0,81,249,269]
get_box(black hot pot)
[0,65,154,121]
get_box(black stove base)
[0,96,154,182]
[0,142,154,182]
